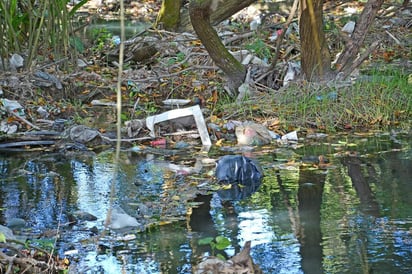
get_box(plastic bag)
[215,155,263,185]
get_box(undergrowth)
[216,67,411,132]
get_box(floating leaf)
[0,232,6,243]
[215,236,231,250]
[215,139,224,146]
[198,237,214,246]
[221,184,232,190]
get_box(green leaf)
[0,232,6,243]
[69,36,85,53]
[198,237,214,246]
[68,0,89,17]
[215,236,230,250]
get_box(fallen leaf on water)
[0,232,6,243]
[215,139,225,146]
[221,184,232,190]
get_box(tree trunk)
[155,0,182,31]
[179,0,256,32]
[299,0,334,81]
[189,0,246,96]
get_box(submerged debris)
[193,241,262,274]
[106,205,140,230]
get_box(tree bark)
[189,0,246,96]
[299,0,334,81]
[155,0,182,31]
[179,0,256,32]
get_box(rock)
[107,206,140,230]
[235,121,273,146]
[6,218,27,229]
[68,125,100,144]
[69,211,98,222]
[0,225,16,241]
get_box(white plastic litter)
[342,21,355,34]
[1,98,25,116]
[146,105,211,147]
[281,130,298,141]
[9,54,24,71]
[283,62,301,87]
[162,99,191,106]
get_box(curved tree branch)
[189,0,246,96]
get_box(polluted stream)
[0,131,411,273]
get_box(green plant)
[166,52,186,66]
[0,0,87,70]
[246,38,272,60]
[198,235,231,258]
[91,28,115,52]
[276,67,411,131]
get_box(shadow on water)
[0,132,411,273]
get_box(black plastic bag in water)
[216,155,263,184]
[215,155,263,200]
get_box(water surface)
[0,131,411,273]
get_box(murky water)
[0,131,411,273]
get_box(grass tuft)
[216,67,411,132]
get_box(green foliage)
[198,235,231,256]
[120,112,129,122]
[214,65,410,131]
[277,67,411,131]
[0,0,88,69]
[91,28,115,52]
[68,0,89,17]
[246,38,272,60]
[70,36,85,53]
[134,101,158,117]
[166,52,186,66]
[27,238,56,253]
[214,236,231,250]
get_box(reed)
[0,0,87,70]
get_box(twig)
[339,40,381,80]
[37,57,68,70]
[0,249,52,273]
[0,140,56,149]
[256,0,299,83]
[223,31,254,45]
[10,112,40,130]
[99,135,153,142]
[385,30,401,45]
[335,0,385,73]
[125,65,218,82]
[163,130,199,136]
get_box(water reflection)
[0,134,411,273]
[297,168,325,274]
